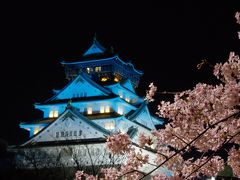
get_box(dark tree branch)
[155,91,179,95]
[172,134,189,146]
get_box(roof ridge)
[127,101,147,120]
[20,108,111,147]
[40,72,111,104]
[83,36,106,56]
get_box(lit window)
[95,66,101,72]
[105,106,110,113]
[86,67,93,73]
[105,122,115,130]
[100,105,110,113]
[125,97,130,102]
[100,106,105,113]
[87,67,90,73]
[49,111,54,118]
[101,77,108,82]
[87,107,92,114]
[114,77,119,82]
[118,106,123,115]
[54,111,59,117]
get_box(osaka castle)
[15,37,164,173]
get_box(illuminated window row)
[48,106,123,118]
[86,66,101,73]
[101,77,109,82]
[105,122,115,130]
[100,106,110,113]
[87,106,123,115]
[100,76,119,82]
[49,110,59,118]
[95,66,101,72]
[87,106,110,114]
[119,92,131,103]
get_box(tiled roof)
[19,138,107,148]
[20,118,56,125]
[39,95,117,105]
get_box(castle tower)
[61,36,143,88]
[16,37,164,171]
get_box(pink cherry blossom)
[145,82,157,102]
[106,132,132,154]
[84,175,98,180]
[152,174,182,180]
[74,11,240,179]
[75,170,84,180]
[138,133,152,147]
[101,167,119,180]
[235,12,240,38]
[228,147,240,178]
[235,12,240,24]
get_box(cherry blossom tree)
[75,12,240,180]
[235,11,240,39]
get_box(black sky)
[0,1,239,144]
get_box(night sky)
[1,1,239,145]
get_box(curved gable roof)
[21,107,111,147]
[83,38,106,56]
[43,73,111,103]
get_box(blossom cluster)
[138,133,152,147]
[75,53,240,179]
[125,150,149,170]
[228,147,240,177]
[154,51,239,177]
[235,12,240,38]
[101,167,119,180]
[181,156,224,178]
[145,82,157,102]
[74,12,240,180]
[75,171,98,180]
[106,132,132,154]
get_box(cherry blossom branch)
[139,111,239,179]
[156,151,168,159]
[235,12,240,39]
[133,142,168,160]
[185,131,240,179]
[199,151,208,161]
[155,91,179,95]
[210,111,239,127]
[197,59,214,69]
[172,134,189,145]
[146,161,158,167]
[120,169,146,177]
[135,155,158,167]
